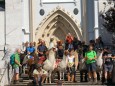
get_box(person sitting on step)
[33,64,47,86]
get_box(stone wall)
[22,0,30,42]
[0,12,5,60]
[5,0,23,45]
[0,12,5,46]
[0,0,24,59]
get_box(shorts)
[14,67,19,74]
[104,64,113,72]
[67,65,75,75]
[86,62,96,72]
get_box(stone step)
[8,82,104,86]
[9,76,104,86]
[7,85,106,86]
[10,70,88,86]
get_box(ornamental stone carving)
[35,6,83,44]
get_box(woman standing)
[85,45,97,85]
[66,49,76,82]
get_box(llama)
[96,50,103,80]
[57,55,67,80]
[43,49,56,83]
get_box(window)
[0,0,5,11]
[42,0,74,3]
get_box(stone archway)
[35,6,83,46]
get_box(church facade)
[24,0,98,45]
[0,0,113,48]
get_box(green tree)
[101,7,115,43]
[102,7,115,33]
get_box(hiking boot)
[39,82,44,86]
[88,78,93,84]
[16,80,20,84]
[19,78,23,82]
[13,80,20,84]
[41,83,44,86]
[104,79,108,84]
[108,78,112,84]
[13,80,16,84]
[93,78,97,85]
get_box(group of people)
[11,33,115,86]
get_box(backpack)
[10,54,15,65]
[57,49,64,58]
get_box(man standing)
[37,41,47,57]
[103,48,113,84]
[13,48,21,84]
[85,45,97,85]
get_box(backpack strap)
[93,51,96,57]
[13,54,16,63]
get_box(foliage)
[101,7,115,33]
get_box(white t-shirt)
[67,55,75,63]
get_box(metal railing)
[0,57,13,86]
[0,45,21,86]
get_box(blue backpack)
[10,54,15,65]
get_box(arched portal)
[35,7,83,46]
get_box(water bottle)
[38,76,41,81]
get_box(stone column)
[94,0,99,40]
[29,0,36,42]
[81,0,88,44]
[22,0,30,42]
[29,0,33,42]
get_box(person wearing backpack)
[12,48,21,84]
[103,48,113,84]
[85,45,97,85]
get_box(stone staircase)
[8,70,103,86]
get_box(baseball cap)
[36,64,42,69]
